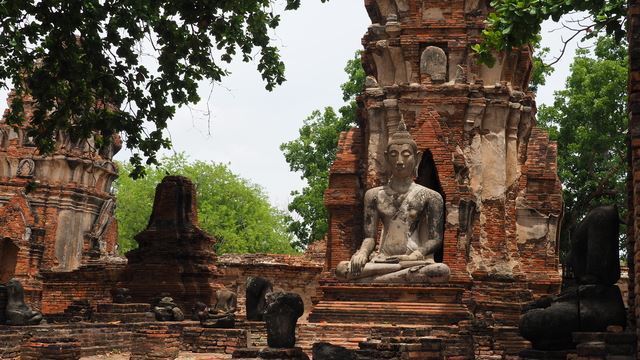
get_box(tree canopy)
[537,36,627,257]
[114,153,296,254]
[280,52,364,248]
[0,0,324,177]
[474,0,626,65]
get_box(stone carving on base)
[152,296,184,321]
[197,288,238,328]
[519,205,626,350]
[16,159,35,178]
[5,278,42,325]
[246,276,273,321]
[264,291,304,348]
[86,199,115,258]
[336,121,450,283]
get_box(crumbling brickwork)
[0,91,122,307]
[119,176,221,310]
[319,0,563,329]
[217,253,322,321]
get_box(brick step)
[309,304,470,325]
[314,300,465,309]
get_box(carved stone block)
[420,46,447,82]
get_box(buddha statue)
[336,121,450,283]
[519,205,626,350]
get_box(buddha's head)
[385,120,422,178]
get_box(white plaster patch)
[446,204,459,226]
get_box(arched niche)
[416,149,445,262]
[0,238,18,283]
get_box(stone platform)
[308,283,470,325]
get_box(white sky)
[0,3,595,211]
[115,1,370,209]
[116,5,589,211]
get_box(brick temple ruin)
[0,0,639,359]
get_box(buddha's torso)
[374,183,430,256]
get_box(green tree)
[537,36,628,257]
[115,153,296,254]
[280,52,364,248]
[0,0,325,178]
[473,0,626,66]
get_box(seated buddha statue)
[336,121,450,283]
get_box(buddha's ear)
[414,150,423,177]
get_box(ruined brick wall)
[0,92,121,306]
[324,129,364,270]
[217,253,323,322]
[40,264,124,315]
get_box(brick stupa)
[119,176,221,309]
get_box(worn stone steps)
[310,300,470,325]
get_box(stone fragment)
[246,276,273,321]
[112,287,131,304]
[420,46,447,82]
[313,342,356,360]
[5,278,42,325]
[16,159,34,178]
[519,206,626,350]
[153,296,184,321]
[365,76,380,89]
[264,291,304,348]
[198,287,238,328]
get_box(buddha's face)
[386,143,418,178]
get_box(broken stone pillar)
[264,292,304,348]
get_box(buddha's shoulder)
[410,184,443,201]
[364,186,385,199]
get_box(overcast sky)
[0,2,593,211]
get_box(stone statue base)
[308,283,470,325]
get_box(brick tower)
[311,0,563,335]
[0,91,122,310]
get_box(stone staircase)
[309,283,471,325]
